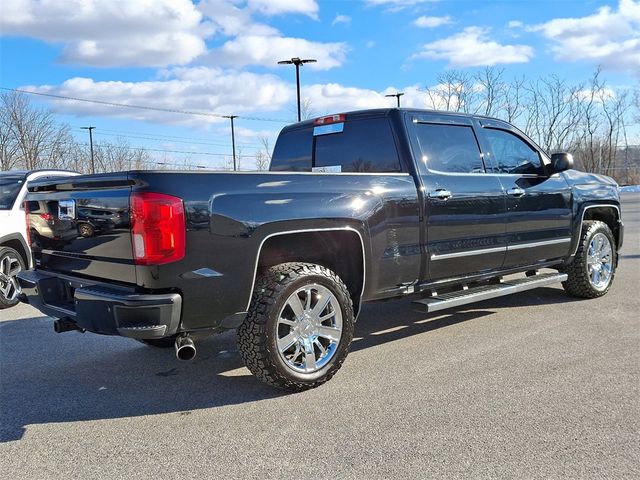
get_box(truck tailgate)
[25,173,136,285]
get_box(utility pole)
[224,115,238,171]
[80,126,96,173]
[385,92,404,108]
[277,57,317,122]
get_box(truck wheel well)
[1,239,29,266]
[583,206,621,248]
[257,230,365,316]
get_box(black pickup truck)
[17,108,624,390]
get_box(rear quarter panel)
[132,171,420,330]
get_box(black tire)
[562,220,616,299]
[136,336,177,348]
[0,246,26,310]
[237,262,355,391]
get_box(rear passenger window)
[314,119,401,173]
[270,128,313,171]
[414,124,485,174]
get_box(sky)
[1,0,639,169]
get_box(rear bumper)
[17,269,182,339]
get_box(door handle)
[429,189,452,200]
[507,187,526,197]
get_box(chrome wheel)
[276,283,343,374]
[587,232,613,291]
[0,252,22,302]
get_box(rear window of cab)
[270,117,402,173]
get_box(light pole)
[223,115,238,171]
[277,57,317,122]
[80,126,96,173]
[385,92,404,108]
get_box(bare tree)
[254,136,272,171]
[300,98,315,120]
[0,95,20,171]
[1,92,73,171]
[475,67,505,117]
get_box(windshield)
[0,175,25,210]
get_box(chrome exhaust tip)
[175,335,196,361]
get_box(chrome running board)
[413,272,568,313]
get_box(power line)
[67,141,263,159]
[1,87,291,123]
[75,129,261,150]
[93,127,263,147]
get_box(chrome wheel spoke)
[287,296,305,319]
[278,317,296,327]
[304,288,312,310]
[314,339,327,356]
[303,341,316,372]
[319,311,336,322]
[311,294,331,317]
[278,332,298,353]
[317,325,341,342]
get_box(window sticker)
[313,123,344,136]
[312,165,342,173]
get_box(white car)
[0,170,78,309]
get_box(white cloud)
[247,0,319,18]
[0,0,207,67]
[207,35,348,70]
[530,0,640,72]
[21,68,292,125]
[507,20,524,29]
[332,14,352,26]
[196,1,347,70]
[412,27,534,67]
[303,84,427,113]
[414,16,452,28]
[365,0,437,8]
[197,0,278,36]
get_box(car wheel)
[78,223,95,237]
[0,247,26,309]
[562,220,616,298]
[237,262,355,391]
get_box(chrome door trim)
[430,237,572,261]
[430,246,506,261]
[508,237,571,251]
[246,227,367,312]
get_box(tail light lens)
[130,192,185,266]
[40,213,54,221]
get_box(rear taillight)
[40,213,54,221]
[130,192,185,266]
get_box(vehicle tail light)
[40,213,54,221]
[129,192,185,266]
[314,114,345,125]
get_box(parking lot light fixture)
[385,92,404,108]
[278,57,317,122]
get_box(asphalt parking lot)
[1,194,638,479]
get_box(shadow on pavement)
[0,285,576,442]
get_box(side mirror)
[551,152,574,173]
